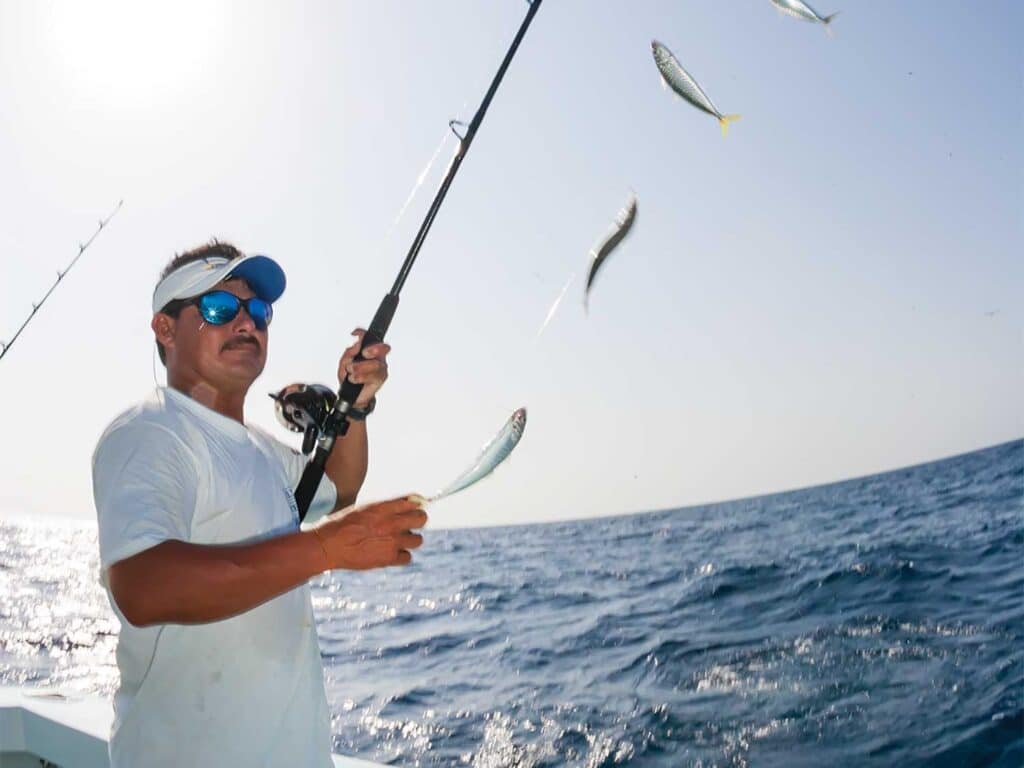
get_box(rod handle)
[294,446,330,519]
[296,292,400,522]
[338,292,399,407]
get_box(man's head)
[152,240,285,393]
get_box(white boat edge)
[0,686,388,767]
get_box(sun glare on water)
[44,1,225,112]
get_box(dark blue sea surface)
[1,441,1021,766]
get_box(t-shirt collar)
[160,387,251,443]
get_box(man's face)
[156,277,269,391]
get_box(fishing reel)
[270,383,338,455]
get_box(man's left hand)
[338,328,390,409]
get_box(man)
[92,241,426,767]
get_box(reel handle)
[301,424,319,455]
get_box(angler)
[92,241,426,767]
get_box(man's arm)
[325,420,367,510]
[108,530,324,627]
[325,330,390,510]
[108,496,426,627]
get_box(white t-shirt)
[92,387,338,768]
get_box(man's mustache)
[222,336,261,353]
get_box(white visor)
[152,254,286,313]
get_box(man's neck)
[167,376,248,424]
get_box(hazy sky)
[0,0,1020,528]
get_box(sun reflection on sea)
[0,519,118,695]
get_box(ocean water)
[1,440,1021,767]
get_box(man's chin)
[219,350,266,379]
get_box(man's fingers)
[348,358,387,381]
[397,532,424,550]
[343,329,364,353]
[343,346,390,385]
[338,329,366,371]
[319,497,425,570]
[341,331,390,360]
[352,496,427,541]
[360,342,390,360]
[393,508,428,531]
[377,495,424,514]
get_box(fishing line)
[151,345,162,389]
[388,103,467,235]
[534,271,577,340]
[390,126,452,231]
[386,0,518,241]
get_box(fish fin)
[719,113,741,137]
[822,11,839,24]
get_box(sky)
[0,0,1020,528]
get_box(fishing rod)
[0,200,123,363]
[291,0,544,520]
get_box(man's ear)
[151,313,175,349]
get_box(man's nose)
[230,303,257,332]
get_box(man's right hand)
[310,495,427,571]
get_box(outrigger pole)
[295,0,545,519]
[0,200,123,364]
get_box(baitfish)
[413,407,527,504]
[651,40,740,137]
[584,193,637,313]
[769,0,839,28]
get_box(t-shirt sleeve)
[92,421,198,573]
[262,433,338,525]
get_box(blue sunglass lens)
[198,292,241,325]
[248,299,272,330]
[197,292,272,330]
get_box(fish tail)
[719,113,741,138]
[823,11,839,37]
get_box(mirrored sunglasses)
[186,290,273,331]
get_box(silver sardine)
[416,408,528,503]
[769,0,839,28]
[651,40,740,137]
[584,193,637,313]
